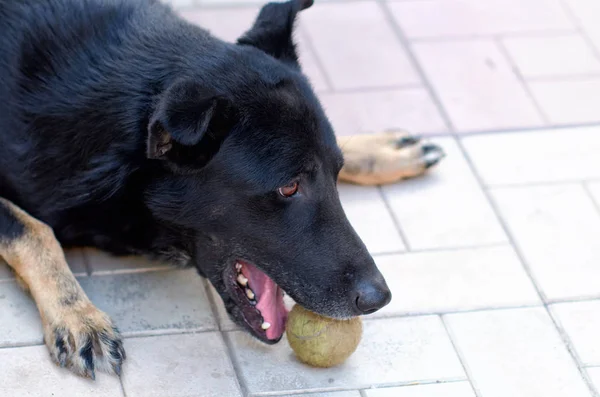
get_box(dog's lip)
[223,259,288,344]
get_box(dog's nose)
[354,279,392,314]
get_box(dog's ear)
[237,0,313,66]
[147,80,235,171]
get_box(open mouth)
[225,260,288,343]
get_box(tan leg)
[337,130,445,186]
[0,198,125,379]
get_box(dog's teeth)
[235,263,242,271]
[237,274,248,286]
[261,322,271,330]
[246,288,255,300]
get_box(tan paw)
[43,303,125,379]
[337,130,445,186]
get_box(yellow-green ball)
[286,304,362,368]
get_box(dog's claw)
[422,143,446,169]
[337,131,446,185]
[396,135,420,148]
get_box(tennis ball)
[286,304,362,368]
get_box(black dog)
[0,0,391,378]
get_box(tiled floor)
[2,0,600,396]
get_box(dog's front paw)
[43,303,126,379]
[338,130,445,186]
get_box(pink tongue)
[242,263,287,340]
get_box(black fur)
[0,0,391,341]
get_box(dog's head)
[145,0,391,343]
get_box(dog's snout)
[354,279,392,315]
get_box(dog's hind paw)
[44,304,126,379]
[337,130,445,186]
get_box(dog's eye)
[278,182,299,198]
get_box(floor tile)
[0,281,42,347]
[382,138,507,250]
[413,40,544,132]
[529,78,600,124]
[180,8,329,91]
[86,249,174,275]
[79,269,217,336]
[491,184,600,300]
[588,367,600,392]
[206,282,239,332]
[276,392,361,397]
[445,307,592,397]
[501,34,600,78]
[389,0,574,38]
[302,2,420,89]
[364,382,476,397]
[0,260,12,280]
[338,184,405,254]
[461,126,600,185]
[563,0,600,53]
[551,300,600,366]
[228,316,464,395]
[0,345,123,397]
[121,333,242,397]
[372,246,540,317]
[320,89,447,137]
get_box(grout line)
[409,29,579,43]
[249,377,469,396]
[221,332,250,397]
[559,0,600,62]
[486,179,600,189]
[546,294,600,305]
[548,307,600,397]
[120,326,219,339]
[526,73,600,83]
[315,83,424,95]
[118,376,129,397]
[371,242,509,258]
[494,38,551,124]
[202,277,250,396]
[368,303,545,320]
[87,265,178,277]
[450,121,600,137]
[376,0,456,135]
[440,316,483,397]
[203,278,226,332]
[582,182,600,218]
[80,249,93,276]
[0,341,44,350]
[377,187,412,251]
